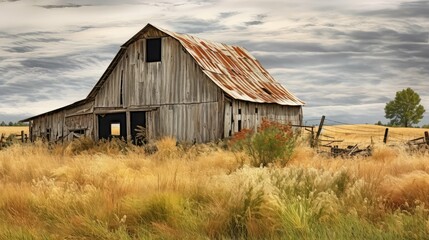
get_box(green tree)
[385,88,425,127]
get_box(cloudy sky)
[0,0,428,125]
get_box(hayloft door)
[98,113,127,140]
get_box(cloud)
[238,40,365,53]
[37,3,90,9]
[245,21,263,26]
[362,0,429,18]
[219,12,239,18]
[4,46,38,53]
[167,18,226,33]
[244,14,267,26]
[349,29,428,43]
[20,57,76,70]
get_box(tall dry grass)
[0,125,428,239]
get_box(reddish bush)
[230,119,296,167]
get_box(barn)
[21,23,304,144]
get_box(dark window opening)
[120,70,124,106]
[131,111,146,146]
[72,129,85,139]
[262,87,272,95]
[98,113,127,141]
[46,128,51,141]
[146,38,161,62]
[255,108,258,114]
[137,52,140,60]
[73,129,85,135]
[238,109,242,114]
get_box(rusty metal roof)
[158,26,305,106]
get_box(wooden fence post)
[0,133,4,150]
[314,115,325,147]
[383,128,389,144]
[21,131,24,143]
[425,131,429,145]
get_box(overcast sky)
[0,0,428,125]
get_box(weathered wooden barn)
[21,24,304,144]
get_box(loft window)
[146,38,161,62]
[255,108,258,114]
[111,123,121,136]
[238,109,241,114]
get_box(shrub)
[205,184,275,239]
[231,119,297,167]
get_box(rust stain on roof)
[157,28,305,106]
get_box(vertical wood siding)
[95,33,220,108]
[225,100,302,137]
[30,101,95,142]
[92,27,224,142]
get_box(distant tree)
[8,121,13,126]
[385,88,426,127]
[375,121,383,126]
[423,124,429,129]
[0,121,5,126]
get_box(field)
[0,126,28,136]
[321,124,429,146]
[1,125,429,239]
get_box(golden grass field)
[0,125,429,239]
[320,124,429,147]
[0,126,28,136]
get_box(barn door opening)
[131,111,146,145]
[98,113,127,140]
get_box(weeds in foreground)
[1,137,429,239]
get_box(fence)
[0,131,28,150]
[300,116,429,157]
